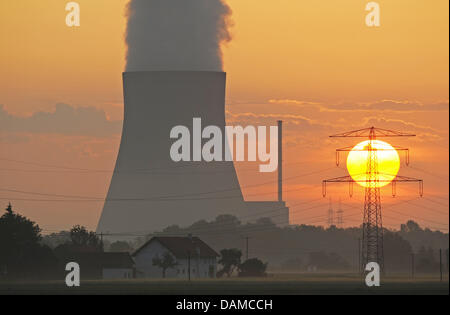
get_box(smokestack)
[278,120,283,202]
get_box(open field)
[0,273,448,295]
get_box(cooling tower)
[97,71,249,234]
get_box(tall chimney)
[278,120,283,202]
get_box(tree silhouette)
[238,258,267,277]
[218,248,242,277]
[70,225,103,251]
[54,225,103,256]
[0,203,56,278]
[152,252,178,278]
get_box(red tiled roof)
[132,236,219,259]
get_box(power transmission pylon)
[327,197,334,227]
[322,127,423,273]
[336,198,344,228]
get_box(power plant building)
[97,71,289,235]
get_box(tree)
[416,246,439,273]
[238,258,267,277]
[54,225,103,257]
[384,231,413,272]
[0,203,57,278]
[401,220,422,233]
[70,225,103,251]
[214,215,241,228]
[42,231,71,249]
[217,248,242,277]
[152,252,178,278]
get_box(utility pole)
[278,120,283,202]
[188,250,191,281]
[440,249,443,282]
[446,248,449,274]
[411,252,415,280]
[358,238,361,274]
[245,236,250,260]
[98,232,104,251]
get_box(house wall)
[103,268,134,279]
[134,240,217,279]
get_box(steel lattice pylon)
[322,127,423,273]
[362,129,384,270]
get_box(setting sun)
[347,140,400,188]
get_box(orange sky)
[0,0,448,232]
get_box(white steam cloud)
[125,0,232,72]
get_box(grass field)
[0,273,448,295]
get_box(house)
[56,252,135,280]
[132,236,219,279]
[100,252,135,279]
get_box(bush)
[238,258,267,277]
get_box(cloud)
[356,100,449,112]
[360,117,444,142]
[226,111,333,131]
[0,103,122,138]
[269,99,449,113]
[268,99,322,106]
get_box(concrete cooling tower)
[97,71,289,235]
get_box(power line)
[97,209,366,239]
[0,156,314,174]
[0,167,336,202]
[399,198,449,216]
[0,187,307,203]
[397,185,449,205]
[41,196,331,237]
[382,214,449,232]
[38,193,446,237]
[387,208,448,228]
[94,196,428,238]
[99,199,328,237]
[407,165,449,182]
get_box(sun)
[347,140,400,188]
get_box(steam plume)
[125,0,232,72]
